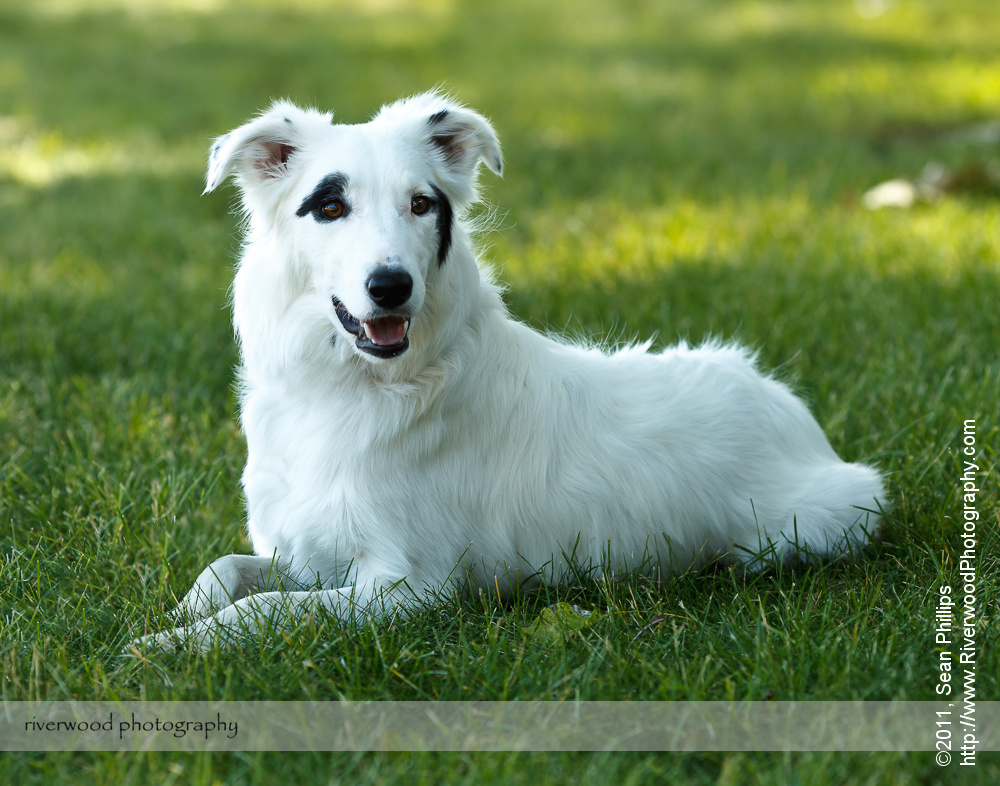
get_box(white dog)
[139,92,884,650]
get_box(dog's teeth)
[403,320,410,335]
[363,323,374,341]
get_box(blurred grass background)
[1,0,998,782]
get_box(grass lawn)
[1,0,998,782]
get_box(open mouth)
[332,297,411,358]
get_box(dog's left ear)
[203,101,331,195]
[425,102,503,207]
[377,93,503,208]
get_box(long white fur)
[138,92,884,651]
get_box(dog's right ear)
[203,101,331,195]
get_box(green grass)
[1,0,998,782]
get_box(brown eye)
[411,195,431,215]
[322,201,345,219]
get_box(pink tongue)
[364,317,408,346]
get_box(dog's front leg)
[138,583,413,652]
[172,554,299,621]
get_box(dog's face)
[205,93,502,362]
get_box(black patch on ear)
[430,184,453,265]
[296,173,350,220]
[428,109,449,126]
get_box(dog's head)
[205,92,502,362]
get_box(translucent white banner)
[2,701,995,753]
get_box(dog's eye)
[411,195,431,215]
[322,201,346,220]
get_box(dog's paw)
[125,615,246,654]
[123,625,195,655]
[172,561,246,620]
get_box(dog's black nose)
[366,269,413,309]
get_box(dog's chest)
[241,378,454,509]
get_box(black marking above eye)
[296,172,350,221]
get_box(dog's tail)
[783,460,886,563]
